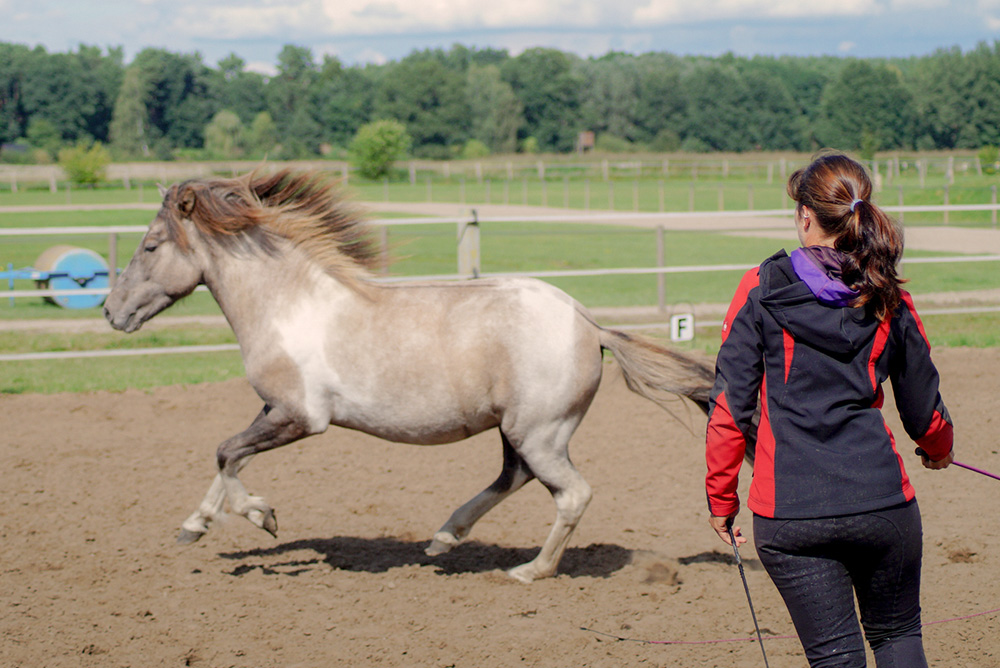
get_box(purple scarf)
[790,246,859,307]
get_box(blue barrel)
[34,245,110,309]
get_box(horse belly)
[327,392,501,445]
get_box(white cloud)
[635,0,882,23]
[838,41,858,53]
[167,0,903,42]
[353,47,390,65]
[245,60,278,76]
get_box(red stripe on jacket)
[705,391,745,517]
[900,291,931,349]
[720,268,759,344]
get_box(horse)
[103,169,715,582]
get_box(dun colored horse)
[104,169,714,582]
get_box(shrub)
[979,145,999,174]
[461,139,491,159]
[349,120,412,180]
[58,141,111,187]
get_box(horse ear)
[157,183,168,199]
[178,186,196,217]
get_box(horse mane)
[162,168,379,284]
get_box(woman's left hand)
[710,514,747,546]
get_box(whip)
[727,521,770,667]
[915,448,1000,481]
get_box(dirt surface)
[2,347,998,667]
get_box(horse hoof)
[425,532,458,556]
[262,509,278,538]
[176,528,206,545]
[246,507,278,537]
[507,563,541,583]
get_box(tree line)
[3,40,1000,168]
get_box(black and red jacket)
[706,250,953,520]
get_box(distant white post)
[458,211,481,278]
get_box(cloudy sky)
[2,0,999,73]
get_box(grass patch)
[0,351,245,395]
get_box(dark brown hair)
[786,150,905,320]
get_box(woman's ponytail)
[787,151,905,320]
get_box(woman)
[705,151,954,667]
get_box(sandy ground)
[2,347,999,668]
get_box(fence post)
[943,185,949,225]
[689,183,695,211]
[657,225,666,313]
[485,178,491,204]
[380,226,389,275]
[108,233,118,287]
[898,185,904,224]
[426,176,432,202]
[457,210,480,279]
[409,162,416,185]
[658,180,665,212]
[993,185,997,230]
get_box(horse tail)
[599,328,714,416]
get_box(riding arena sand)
[2,346,998,668]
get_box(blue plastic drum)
[34,245,110,309]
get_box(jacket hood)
[757,250,880,356]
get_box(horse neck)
[199,242,359,350]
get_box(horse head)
[104,183,205,333]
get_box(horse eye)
[144,243,158,253]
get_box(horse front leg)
[176,404,311,543]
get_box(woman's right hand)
[709,514,747,546]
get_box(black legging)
[753,500,926,668]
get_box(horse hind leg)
[426,431,534,556]
[506,424,592,584]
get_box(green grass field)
[2,175,998,393]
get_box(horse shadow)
[217,536,633,579]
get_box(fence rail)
[4,209,999,361]
[0,154,992,191]
[4,206,1000,300]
